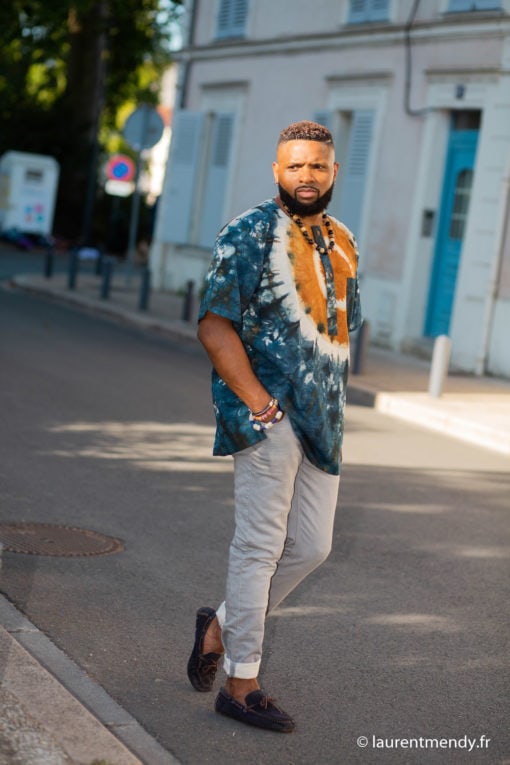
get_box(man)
[187,120,362,732]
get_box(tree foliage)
[0,0,182,239]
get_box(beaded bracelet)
[249,399,284,431]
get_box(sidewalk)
[9,266,510,458]
[0,595,178,765]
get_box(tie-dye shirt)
[198,198,362,475]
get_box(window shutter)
[447,0,472,9]
[370,0,389,21]
[348,0,368,23]
[216,0,249,38]
[159,111,205,245]
[313,111,333,131]
[348,0,389,23]
[199,113,235,248]
[447,0,500,9]
[338,110,374,238]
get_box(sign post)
[122,105,164,276]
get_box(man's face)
[272,140,339,217]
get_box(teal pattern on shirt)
[199,198,362,475]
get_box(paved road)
[1,289,509,764]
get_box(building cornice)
[425,66,501,80]
[326,71,393,83]
[172,15,510,63]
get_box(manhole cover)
[0,523,124,557]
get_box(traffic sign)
[106,154,135,182]
[123,105,165,152]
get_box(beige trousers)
[216,415,340,678]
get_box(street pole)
[122,104,164,282]
[125,150,143,281]
[125,105,150,281]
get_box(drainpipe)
[176,0,197,109]
[478,166,510,375]
[404,0,428,117]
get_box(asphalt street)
[1,287,509,765]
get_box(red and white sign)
[105,154,135,182]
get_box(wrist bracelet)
[251,397,278,417]
[249,401,284,431]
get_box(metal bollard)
[181,280,195,322]
[100,257,114,300]
[139,267,151,311]
[351,320,370,375]
[428,335,451,398]
[67,248,79,290]
[95,249,104,276]
[44,247,54,279]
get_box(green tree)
[0,0,182,240]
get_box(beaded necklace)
[281,202,335,255]
[281,200,339,337]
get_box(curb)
[0,595,180,765]
[374,390,510,457]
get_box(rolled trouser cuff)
[223,655,260,679]
[216,601,226,628]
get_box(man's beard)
[278,182,335,218]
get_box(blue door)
[425,128,479,336]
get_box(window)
[25,169,43,183]
[216,0,249,39]
[446,0,500,11]
[449,169,473,240]
[348,0,389,24]
[452,110,481,131]
[159,110,236,248]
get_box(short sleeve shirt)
[198,198,362,475]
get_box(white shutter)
[216,0,249,38]
[313,110,343,219]
[159,110,205,244]
[338,110,374,238]
[199,113,235,248]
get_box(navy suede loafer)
[187,607,223,692]
[215,688,295,733]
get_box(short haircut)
[278,120,333,146]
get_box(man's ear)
[272,161,279,184]
[333,162,339,182]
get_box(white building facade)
[150,0,510,377]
